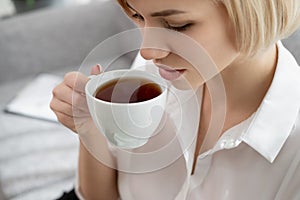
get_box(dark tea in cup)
[85,69,167,149]
[94,78,162,103]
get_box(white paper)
[0,0,16,18]
[5,73,63,122]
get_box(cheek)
[208,38,239,72]
[189,20,239,72]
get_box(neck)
[206,44,278,115]
[194,44,278,156]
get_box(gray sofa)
[0,1,299,199]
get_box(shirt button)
[221,139,236,149]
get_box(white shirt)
[77,42,300,200]
[187,41,300,200]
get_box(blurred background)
[0,0,104,19]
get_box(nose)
[140,48,169,60]
[139,27,170,60]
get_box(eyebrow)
[150,10,187,17]
[126,2,187,17]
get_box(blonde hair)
[219,0,300,55]
[117,0,300,56]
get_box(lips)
[154,63,186,81]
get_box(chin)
[170,77,198,91]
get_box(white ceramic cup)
[85,69,168,149]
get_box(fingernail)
[96,64,102,72]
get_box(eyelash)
[165,22,192,32]
[132,13,144,21]
[131,13,192,32]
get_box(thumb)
[90,64,102,75]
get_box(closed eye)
[131,13,144,21]
[130,11,192,32]
[166,23,193,32]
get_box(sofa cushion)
[282,29,300,64]
[0,1,136,84]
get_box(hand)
[50,65,101,133]
[51,65,119,199]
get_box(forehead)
[126,0,207,13]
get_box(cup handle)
[88,75,96,80]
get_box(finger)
[50,97,73,118]
[90,64,102,75]
[52,83,74,104]
[50,97,90,118]
[52,83,88,111]
[64,72,89,94]
[53,111,77,133]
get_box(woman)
[51,0,300,199]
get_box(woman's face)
[124,0,239,89]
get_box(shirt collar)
[242,41,300,163]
